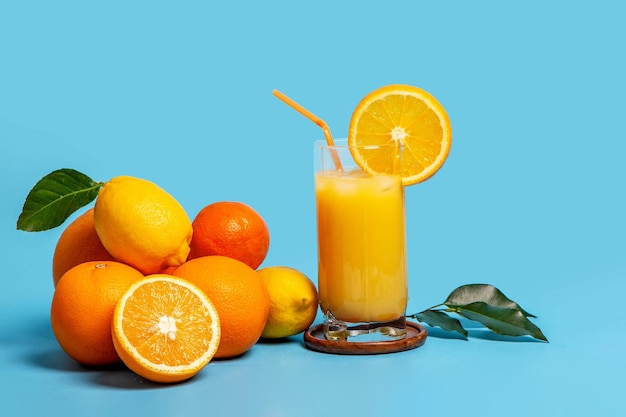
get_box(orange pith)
[348,84,452,185]
[112,275,221,383]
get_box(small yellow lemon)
[94,176,192,274]
[258,266,319,339]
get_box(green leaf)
[449,302,548,342]
[17,169,103,232]
[411,310,468,338]
[444,284,536,318]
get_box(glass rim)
[314,139,400,151]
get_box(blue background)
[2,1,624,416]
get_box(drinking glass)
[314,139,408,342]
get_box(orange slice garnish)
[112,275,221,384]
[348,84,452,186]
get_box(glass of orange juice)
[315,139,408,342]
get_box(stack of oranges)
[50,176,317,383]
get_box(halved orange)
[112,275,221,384]
[348,84,452,185]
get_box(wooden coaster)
[303,321,427,355]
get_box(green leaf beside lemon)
[16,168,103,232]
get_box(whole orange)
[50,261,144,366]
[52,208,116,287]
[188,202,270,270]
[173,255,270,358]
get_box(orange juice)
[315,169,408,324]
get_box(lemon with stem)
[94,176,193,275]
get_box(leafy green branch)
[408,284,548,342]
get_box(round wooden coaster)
[303,321,427,355]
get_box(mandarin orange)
[188,202,269,270]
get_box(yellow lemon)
[258,266,319,338]
[94,176,192,274]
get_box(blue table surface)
[2,1,625,416]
